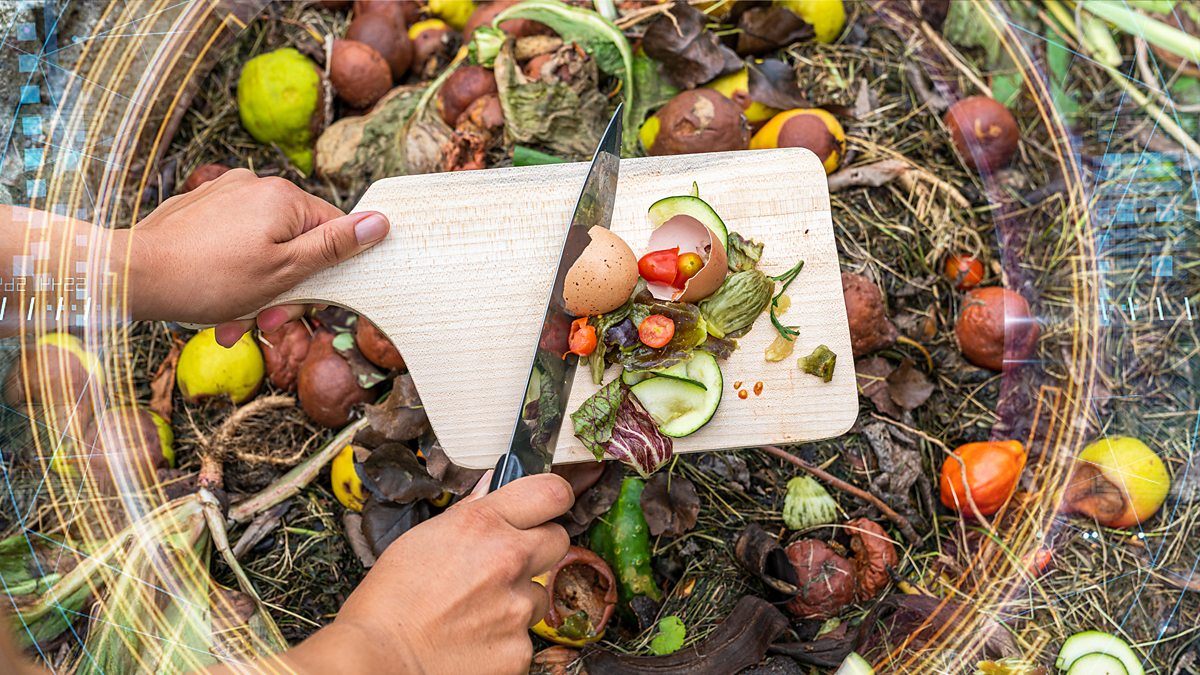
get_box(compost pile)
[4,0,1200,673]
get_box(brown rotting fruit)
[261,321,313,391]
[346,13,414,80]
[782,538,856,619]
[954,286,1038,371]
[353,0,420,25]
[436,65,498,127]
[846,518,898,602]
[330,39,393,109]
[298,331,376,428]
[464,0,552,39]
[355,319,405,371]
[640,89,750,156]
[943,95,1019,173]
[841,272,898,358]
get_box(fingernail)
[257,307,288,333]
[354,213,389,246]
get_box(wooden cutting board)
[272,148,857,469]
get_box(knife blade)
[488,104,623,491]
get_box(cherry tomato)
[943,254,984,290]
[676,252,704,281]
[638,248,680,285]
[567,317,597,357]
[638,315,675,348]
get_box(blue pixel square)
[26,179,45,198]
[1152,255,1173,277]
[19,54,37,73]
[22,116,41,136]
[23,148,43,169]
[61,150,81,170]
[20,86,40,105]
[17,23,36,41]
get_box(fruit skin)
[783,539,855,618]
[841,272,897,358]
[3,332,102,413]
[330,39,393,109]
[751,108,845,174]
[354,0,420,25]
[176,328,265,405]
[237,48,323,173]
[588,477,662,608]
[641,89,750,156]
[356,320,405,371]
[331,444,366,511]
[261,321,312,391]
[530,546,618,647]
[297,331,376,428]
[943,96,1019,173]
[705,68,781,126]
[346,12,413,80]
[464,0,551,39]
[409,19,455,74]
[777,0,846,43]
[954,287,1038,371]
[429,0,476,31]
[939,440,1027,517]
[80,407,174,488]
[944,254,984,290]
[1063,437,1169,529]
[181,163,232,192]
[436,64,498,127]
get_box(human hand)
[312,473,574,675]
[126,169,390,346]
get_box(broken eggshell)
[562,227,639,317]
[644,215,728,303]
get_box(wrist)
[289,618,424,675]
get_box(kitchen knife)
[488,104,623,491]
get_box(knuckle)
[318,226,344,264]
[534,474,574,509]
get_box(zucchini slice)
[621,361,707,390]
[629,352,722,437]
[1056,631,1143,675]
[835,653,874,675]
[1066,652,1129,675]
[648,195,729,248]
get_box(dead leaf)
[342,511,377,567]
[149,338,182,420]
[886,358,934,411]
[643,2,743,89]
[558,460,623,536]
[736,6,814,56]
[733,523,800,596]
[421,432,486,495]
[362,495,432,557]
[360,443,444,504]
[746,59,809,111]
[855,357,901,417]
[853,595,1017,663]
[640,473,700,537]
[828,159,912,193]
[365,374,430,442]
[859,422,924,520]
[695,452,750,491]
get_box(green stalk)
[1080,0,1200,63]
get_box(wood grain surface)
[272,148,857,469]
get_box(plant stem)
[760,445,919,544]
[1080,0,1200,64]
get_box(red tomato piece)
[638,315,675,348]
[567,317,597,357]
[638,248,680,285]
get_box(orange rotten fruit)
[940,440,1027,517]
[954,286,1038,371]
[1061,436,1169,529]
[944,254,984,290]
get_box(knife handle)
[489,453,528,491]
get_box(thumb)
[289,211,390,275]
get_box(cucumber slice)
[629,352,722,437]
[621,361,707,390]
[835,652,874,675]
[1056,631,1143,675]
[648,195,729,248]
[1066,652,1128,675]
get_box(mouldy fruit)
[939,440,1027,517]
[640,89,751,156]
[783,539,855,619]
[346,13,413,80]
[531,546,618,647]
[331,444,367,511]
[354,0,420,25]
[181,163,231,193]
[943,96,1019,173]
[81,407,174,489]
[751,108,846,174]
[1062,436,1169,529]
[237,48,323,173]
[456,93,504,134]
[261,321,312,391]
[777,0,846,43]
[464,0,551,40]
[330,39,393,109]
[356,319,405,371]
[429,0,476,31]
[297,331,376,428]
[841,272,897,358]
[944,253,984,290]
[846,518,897,602]
[409,19,455,75]
[436,65,498,127]
[705,67,781,126]
[176,328,265,405]
[955,286,1038,371]
[3,332,101,413]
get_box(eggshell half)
[563,227,639,316]
[645,215,728,302]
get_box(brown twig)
[760,445,919,544]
